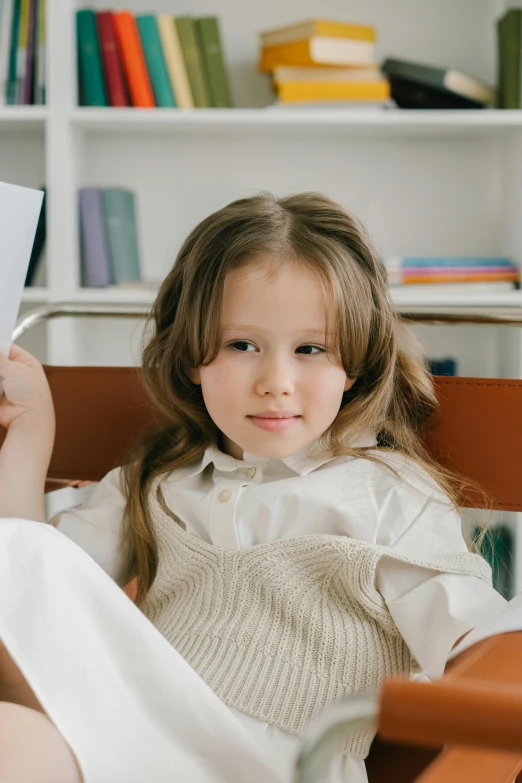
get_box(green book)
[195,17,232,108]
[497,8,522,108]
[136,14,176,108]
[76,9,107,106]
[7,0,21,105]
[472,524,514,599]
[174,16,212,107]
[101,189,141,284]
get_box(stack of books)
[497,8,522,108]
[381,58,496,109]
[385,256,520,290]
[79,188,142,288]
[76,9,232,109]
[0,0,46,105]
[258,18,391,107]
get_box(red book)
[96,11,129,107]
[113,11,155,108]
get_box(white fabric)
[0,518,283,783]
[50,437,506,783]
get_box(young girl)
[0,191,507,783]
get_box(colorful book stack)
[385,257,520,290]
[258,18,390,106]
[76,9,232,109]
[79,188,141,288]
[497,9,522,108]
[381,58,496,109]
[0,0,46,105]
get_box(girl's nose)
[254,354,295,397]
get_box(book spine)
[96,11,128,107]
[399,257,515,268]
[136,14,176,107]
[101,189,141,284]
[22,0,34,103]
[79,189,112,287]
[15,0,28,103]
[113,11,155,108]
[403,266,518,276]
[34,0,44,103]
[195,17,232,108]
[0,0,14,104]
[76,9,107,106]
[277,80,389,102]
[402,272,519,284]
[175,16,212,107]
[25,185,46,285]
[6,0,20,104]
[156,14,193,109]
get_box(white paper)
[0,181,44,356]
[448,590,522,661]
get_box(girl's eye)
[227,341,325,355]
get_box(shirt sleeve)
[49,467,127,583]
[374,470,508,678]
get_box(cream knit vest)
[141,480,491,758]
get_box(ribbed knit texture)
[142,480,491,758]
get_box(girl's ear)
[187,367,201,385]
[344,376,356,392]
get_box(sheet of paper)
[0,181,44,356]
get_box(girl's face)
[188,260,355,460]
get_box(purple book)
[79,188,112,287]
[23,0,35,105]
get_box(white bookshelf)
[7,0,522,591]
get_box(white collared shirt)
[53,437,506,783]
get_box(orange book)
[113,11,155,107]
[403,272,519,284]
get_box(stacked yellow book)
[258,18,390,105]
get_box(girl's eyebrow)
[223,324,332,336]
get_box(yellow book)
[260,38,375,72]
[16,0,29,103]
[156,14,194,109]
[277,80,390,103]
[259,19,375,47]
[273,65,381,84]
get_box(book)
[79,188,111,288]
[34,0,45,104]
[0,0,14,104]
[272,65,381,83]
[387,75,486,110]
[101,188,141,284]
[497,9,522,109]
[259,37,375,71]
[15,0,28,103]
[136,14,176,107]
[6,0,20,104]
[276,79,390,103]
[259,19,376,48]
[401,272,519,284]
[0,181,43,356]
[96,11,128,107]
[195,16,232,108]
[22,0,35,103]
[428,357,457,377]
[25,185,45,285]
[472,525,514,599]
[156,14,194,109]
[391,257,517,268]
[174,16,212,107]
[389,281,517,294]
[76,9,107,106]
[113,11,155,108]
[381,58,496,106]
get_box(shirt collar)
[189,431,376,478]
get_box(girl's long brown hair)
[119,192,484,603]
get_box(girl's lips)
[248,415,300,432]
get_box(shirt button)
[218,488,231,502]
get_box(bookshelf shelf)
[21,287,50,303]
[0,107,47,132]
[70,107,522,138]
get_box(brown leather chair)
[2,367,522,782]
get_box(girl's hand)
[0,344,55,433]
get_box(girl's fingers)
[8,344,37,365]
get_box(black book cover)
[388,76,486,109]
[25,186,46,286]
